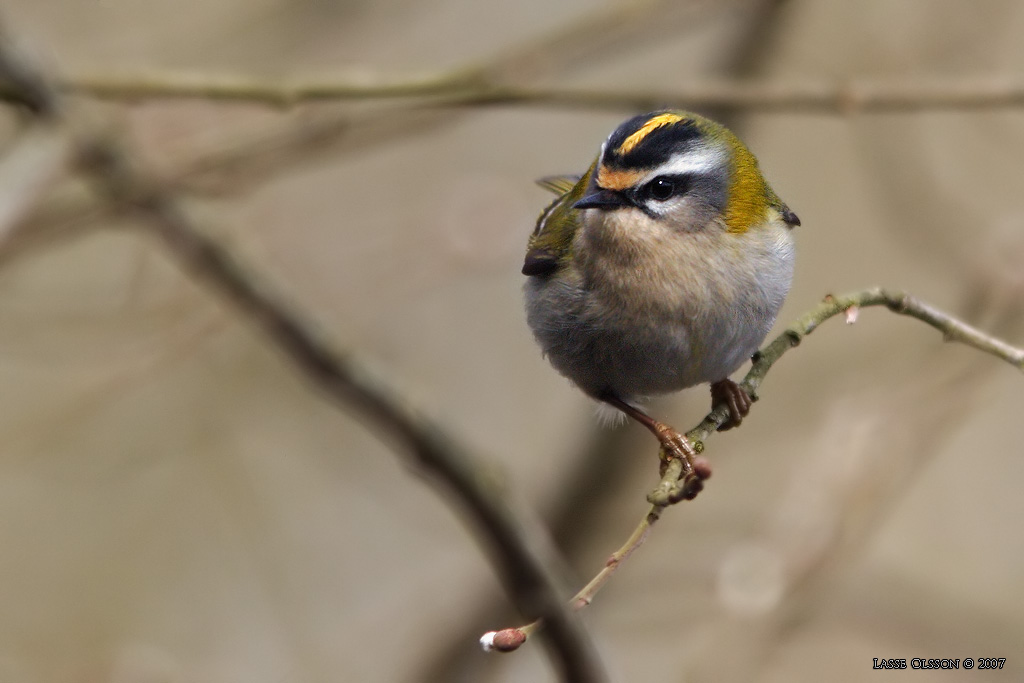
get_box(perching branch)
[17,72,1024,113]
[678,288,1024,458]
[0,25,607,683]
[482,287,1024,651]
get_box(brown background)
[0,0,1022,681]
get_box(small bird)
[523,111,799,464]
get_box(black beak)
[573,189,631,211]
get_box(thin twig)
[0,24,608,683]
[570,509,660,610]
[676,287,1024,458]
[16,73,1024,113]
[484,287,1024,650]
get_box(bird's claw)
[711,379,753,431]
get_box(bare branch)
[20,0,745,109]
[18,72,1024,113]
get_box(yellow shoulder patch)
[617,112,685,155]
[723,143,770,234]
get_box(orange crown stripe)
[616,113,685,155]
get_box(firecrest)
[523,111,799,462]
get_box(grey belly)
[556,323,699,398]
[525,277,768,400]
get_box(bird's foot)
[651,421,711,498]
[652,421,696,463]
[598,391,712,499]
[710,379,753,431]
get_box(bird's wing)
[535,174,581,195]
[522,165,593,276]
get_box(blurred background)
[0,0,1022,681]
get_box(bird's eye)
[647,176,676,201]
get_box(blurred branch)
[0,126,72,244]
[20,72,1024,113]
[456,0,737,84]
[84,140,604,683]
[29,0,743,109]
[0,23,608,683]
[483,287,1024,651]
[129,0,743,197]
[0,192,104,267]
[0,0,743,255]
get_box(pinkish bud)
[480,628,527,652]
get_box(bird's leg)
[600,393,699,473]
[710,378,752,431]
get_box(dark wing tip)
[781,206,801,227]
[522,251,559,276]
